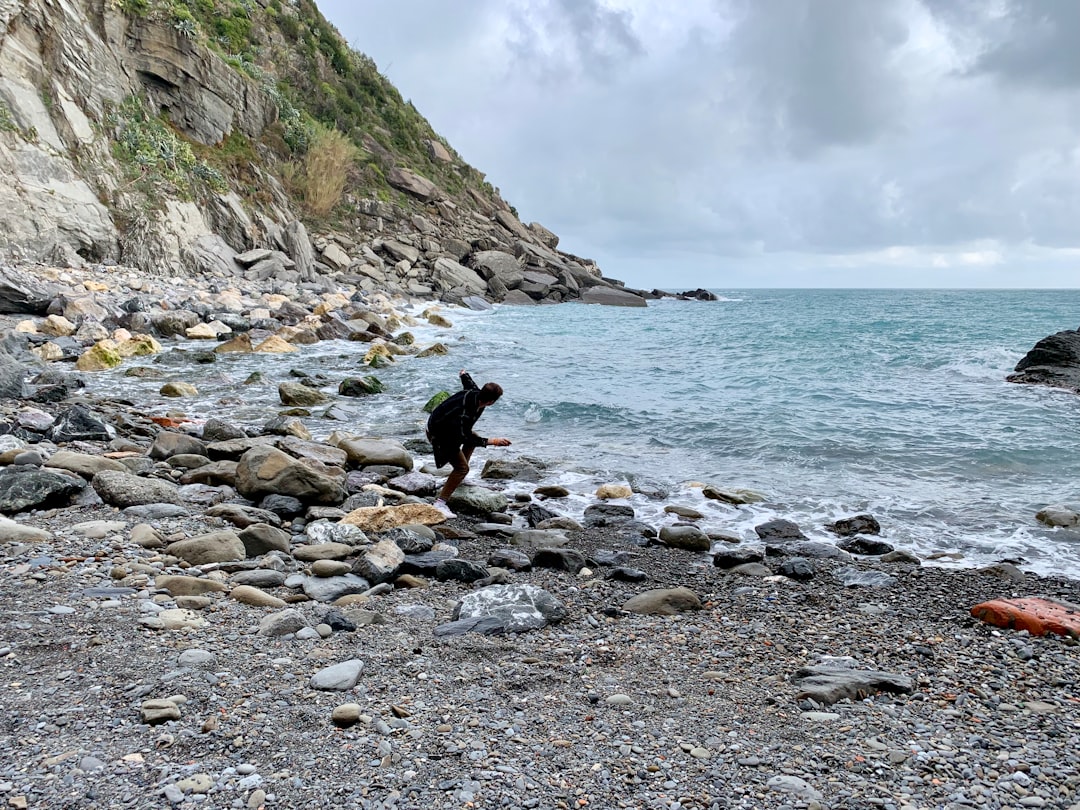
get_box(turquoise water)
[101,289,1080,577]
[424,290,1080,577]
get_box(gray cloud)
[318,0,1080,287]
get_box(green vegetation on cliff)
[116,0,497,222]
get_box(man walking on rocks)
[427,369,510,518]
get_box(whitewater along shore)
[1,265,1079,810]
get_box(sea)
[101,289,1080,580]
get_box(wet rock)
[201,418,247,442]
[838,536,895,555]
[702,486,765,505]
[712,546,765,569]
[446,486,509,515]
[338,376,385,397]
[480,458,542,482]
[826,513,882,536]
[531,547,587,573]
[1035,506,1080,527]
[278,381,329,406]
[160,382,198,397]
[754,519,807,541]
[583,503,635,527]
[659,525,711,551]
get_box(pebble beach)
[1,265,1079,810]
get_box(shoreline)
[2,265,1080,808]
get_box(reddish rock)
[970,597,1080,638]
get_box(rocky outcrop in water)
[1007,329,1080,393]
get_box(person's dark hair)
[480,382,503,404]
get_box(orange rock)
[150,416,193,427]
[970,597,1080,638]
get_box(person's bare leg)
[436,446,474,508]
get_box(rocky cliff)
[0,0,646,306]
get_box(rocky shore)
[1,265,1079,810]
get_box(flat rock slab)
[971,597,1080,638]
[791,665,914,705]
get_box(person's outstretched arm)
[460,370,478,390]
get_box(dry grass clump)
[298,125,355,216]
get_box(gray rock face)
[451,583,566,633]
[1008,329,1080,392]
[0,467,86,513]
[0,351,26,399]
[0,266,56,314]
[579,286,647,307]
[92,471,181,507]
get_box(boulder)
[50,406,111,443]
[658,525,711,551]
[165,530,246,565]
[338,376,385,397]
[238,523,291,556]
[754,519,807,541]
[339,503,446,531]
[450,583,566,633]
[350,539,405,584]
[447,486,509,516]
[91,471,181,507]
[149,431,207,460]
[826,514,881,536]
[1007,329,1080,392]
[622,587,703,615]
[235,445,346,504]
[0,467,86,513]
[329,434,413,470]
[279,382,329,406]
[45,450,127,478]
[0,267,55,314]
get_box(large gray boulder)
[0,266,57,314]
[235,445,346,504]
[470,251,524,289]
[92,471,181,507]
[0,467,86,513]
[328,435,413,471]
[1008,329,1080,393]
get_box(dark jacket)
[426,372,489,467]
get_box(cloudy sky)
[318,0,1080,289]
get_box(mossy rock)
[416,343,448,358]
[423,391,451,413]
[75,340,123,372]
[339,376,385,397]
[160,382,199,398]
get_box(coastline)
[1,266,1079,809]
